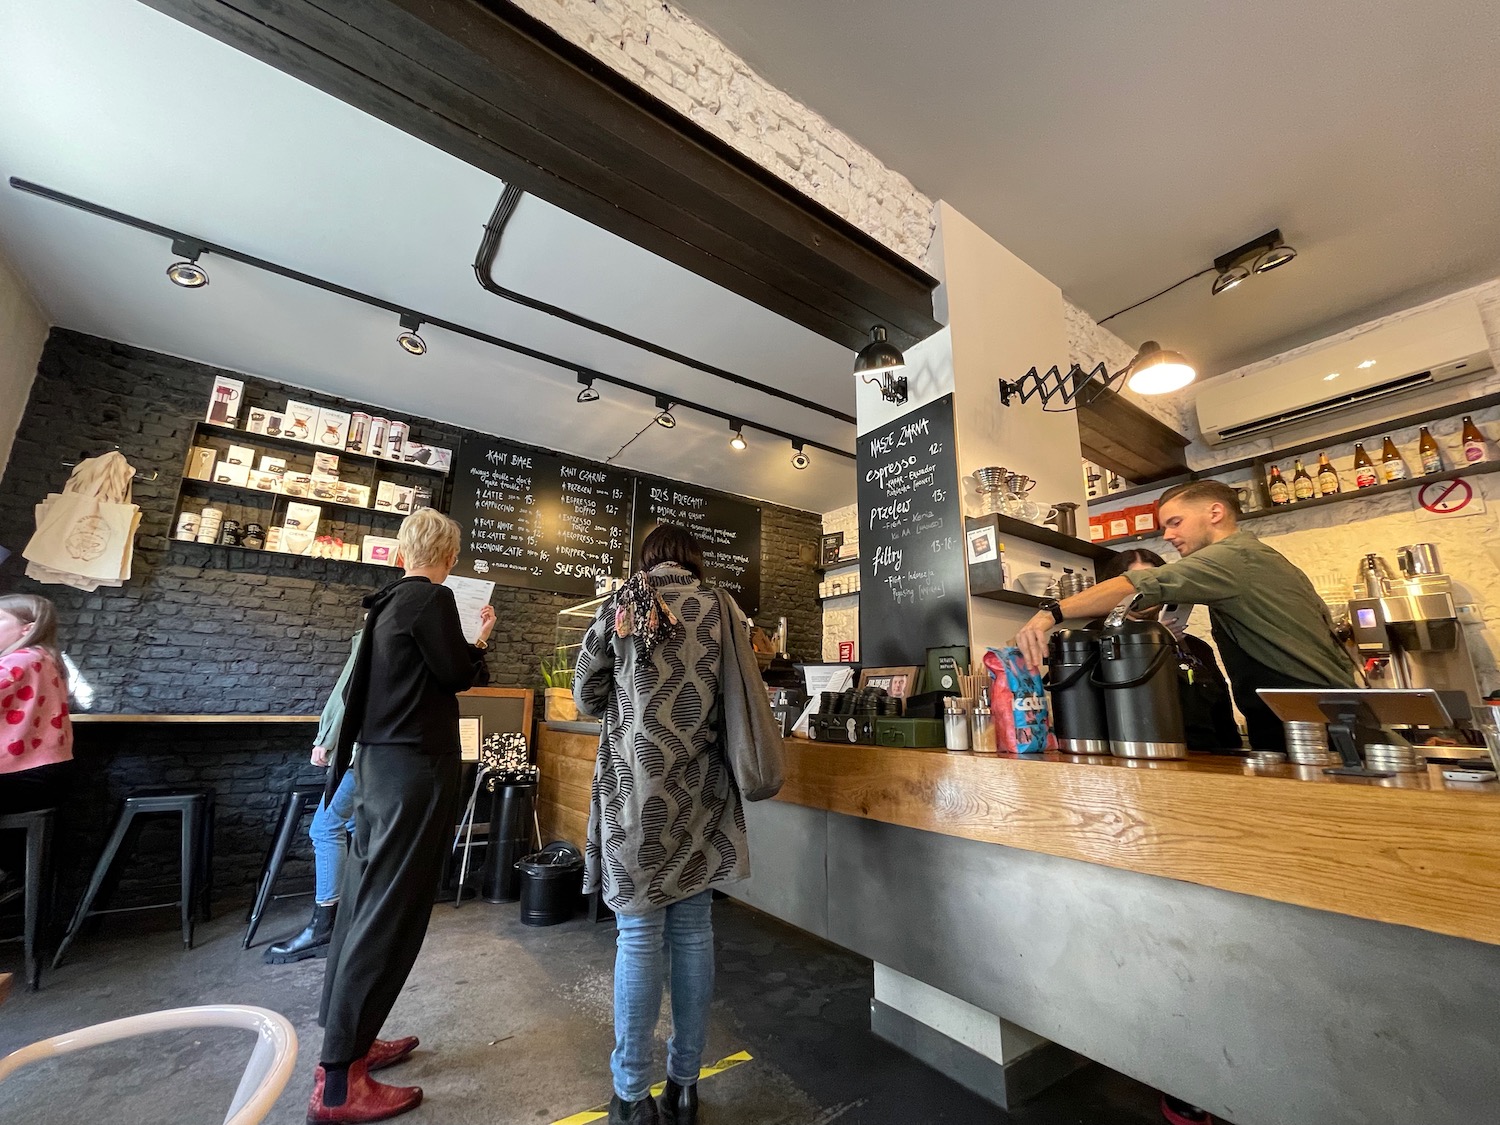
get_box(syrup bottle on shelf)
[1266,464,1291,505]
[1352,443,1379,489]
[1316,452,1341,495]
[1418,426,1444,475]
[1461,416,1491,463]
[1291,459,1316,501]
[1380,436,1408,483]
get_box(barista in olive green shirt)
[1015,480,1356,750]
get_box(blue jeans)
[611,890,715,1101]
[311,768,358,904]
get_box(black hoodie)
[327,576,484,796]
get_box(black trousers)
[318,744,460,1065]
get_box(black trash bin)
[518,842,584,926]
[483,781,537,903]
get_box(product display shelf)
[818,590,860,605]
[976,512,1117,563]
[1098,460,1500,547]
[169,538,402,572]
[177,476,409,520]
[816,556,861,573]
[972,588,1049,609]
[196,420,448,477]
[1086,389,1500,508]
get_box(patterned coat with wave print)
[573,565,749,914]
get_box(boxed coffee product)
[392,485,416,514]
[282,401,319,442]
[184,446,216,481]
[362,535,400,566]
[335,482,371,508]
[312,452,340,480]
[213,460,250,487]
[226,444,256,467]
[386,420,409,461]
[282,472,313,498]
[309,477,339,502]
[346,412,372,454]
[374,480,399,511]
[261,412,287,438]
[257,456,286,478]
[368,417,390,459]
[1088,515,1106,543]
[404,444,453,473]
[315,408,350,451]
[245,407,273,435]
[247,470,280,493]
[205,376,244,427]
[1126,502,1158,535]
[411,484,433,510]
[1102,509,1130,540]
[283,502,321,534]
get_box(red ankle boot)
[307,1058,422,1123]
[366,1036,420,1072]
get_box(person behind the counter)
[1015,480,1356,751]
[1095,548,1241,752]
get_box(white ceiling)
[0,0,859,513]
[675,0,1500,379]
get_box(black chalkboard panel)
[448,436,633,595]
[857,394,968,665]
[632,476,761,615]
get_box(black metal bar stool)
[242,782,326,949]
[52,788,214,968]
[0,808,55,990]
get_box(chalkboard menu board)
[857,394,968,665]
[632,476,761,615]
[448,436,633,596]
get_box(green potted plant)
[540,648,577,723]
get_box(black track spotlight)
[653,397,677,428]
[165,238,209,288]
[397,313,427,356]
[729,420,747,451]
[1252,240,1298,273]
[790,442,810,470]
[576,373,600,403]
[1210,264,1249,296]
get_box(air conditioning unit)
[1196,300,1493,445]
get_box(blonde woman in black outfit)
[307,509,495,1124]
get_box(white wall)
[0,245,48,476]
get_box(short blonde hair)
[397,509,461,569]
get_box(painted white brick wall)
[820,502,859,661]
[508,0,937,265]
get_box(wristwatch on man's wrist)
[1038,598,1065,625]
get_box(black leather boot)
[263,901,336,964]
[658,1078,698,1125]
[607,1094,660,1125]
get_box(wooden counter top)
[774,739,1500,946]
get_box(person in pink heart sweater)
[0,594,72,903]
[0,594,73,808]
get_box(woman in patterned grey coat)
[573,524,748,1125]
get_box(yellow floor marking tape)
[551,1051,754,1125]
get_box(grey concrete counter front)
[726,773,1500,1125]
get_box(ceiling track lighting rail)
[473,185,855,425]
[10,176,854,463]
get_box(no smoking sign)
[1414,477,1486,521]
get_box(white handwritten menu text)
[631,476,762,615]
[856,394,968,665]
[448,437,633,595]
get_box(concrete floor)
[1,897,1169,1124]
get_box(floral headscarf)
[613,570,682,658]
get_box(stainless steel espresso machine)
[1347,543,1483,703]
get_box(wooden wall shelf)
[972,588,1049,609]
[971,513,1117,563]
[1076,386,1191,483]
[1100,461,1500,546]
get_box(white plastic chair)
[0,1004,298,1125]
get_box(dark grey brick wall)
[0,330,821,910]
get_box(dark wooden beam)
[1076,387,1191,483]
[136,0,941,352]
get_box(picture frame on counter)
[858,666,922,699]
[821,531,844,566]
